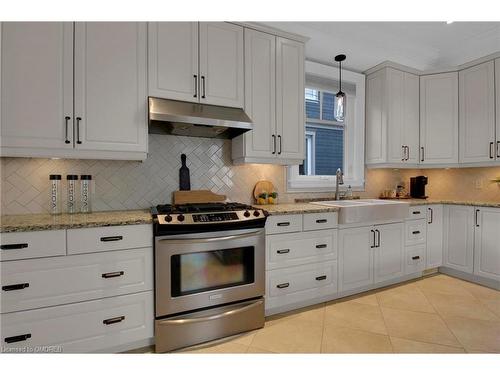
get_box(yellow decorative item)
[268,192,278,205]
[257,192,268,205]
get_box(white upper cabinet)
[148,22,199,102]
[0,22,74,155]
[199,22,244,108]
[459,61,496,163]
[420,72,459,165]
[74,23,147,156]
[276,37,305,161]
[473,207,500,282]
[365,67,419,166]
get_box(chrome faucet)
[335,168,344,200]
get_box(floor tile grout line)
[374,291,395,353]
[388,335,466,352]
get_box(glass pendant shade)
[334,54,346,122]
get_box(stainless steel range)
[152,202,268,353]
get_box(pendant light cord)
[339,60,342,92]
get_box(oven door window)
[171,246,255,297]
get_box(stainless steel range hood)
[148,97,252,139]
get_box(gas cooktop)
[152,202,268,236]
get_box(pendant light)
[334,54,346,122]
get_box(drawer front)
[67,224,152,254]
[265,215,303,235]
[1,247,153,313]
[265,261,337,311]
[303,212,338,231]
[405,219,427,246]
[405,245,426,275]
[1,291,154,353]
[267,229,337,270]
[408,206,427,220]
[0,230,66,261]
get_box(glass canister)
[80,175,93,213]
[66,175,78,214]
[49,174,62,215]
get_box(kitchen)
[1,6,500,369]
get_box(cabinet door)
[403,72,420,163]
[338,227,373,292]
[474,207,500,281]
[386,68,405,163]
[420,73,459,164]
[443,205,474,273]
[374,222,405,283]
[0,22,74,155]
[459,61,496,163]
[276,37,305,161]
[238,29,276,158]
[496,59,500,159]
[426,204,443,268]
[199,22,244,108]
[148,22,199,102]
[365,69,387,164]
[74,22,147,157]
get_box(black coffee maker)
[410,176,428,199]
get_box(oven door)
[155,228,265,317]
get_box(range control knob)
[253,210,261,217]
[165,215,172,223]
[177,214,185,222]
[243,210,251,218]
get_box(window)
[287,61,365,192]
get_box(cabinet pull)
[375,229,381,248]
[401,145,405,161]
[420,146,424,162]
[102,271,124,279]
[475,209,480,227]
[278,135,282,155]
[490,142,494,159]
[76,117,82,144]
[316,219,327,224]
[2,283,29,292]
[1,243,28,250]
[272,134,276,154]
[316,244,327,249]
[412,230,421,235]
[406,146,410,161]
[277,222,290,227]
[315,275,327,281]
[201,76,206,98]
[412,211,421,215]
[193,75,198,98]
[5,334,31,344]
[411,256,420,260]
[100,235,123,242]
[64,116,71,144]
[428,207,433,224]
[276,283,289,289]
[497,141,500,158]
[370,230,376,248]
[103,316,125,325]
[276,249,290,254]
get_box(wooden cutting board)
[173,190,227,205]
[253,180,276,200]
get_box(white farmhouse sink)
[311,199,409,224]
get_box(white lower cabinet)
[374,222,405,283]
[1,291,153,353]
[443,205,475,273]
[404,245,426,275]
[473,207,500,282]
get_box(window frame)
[287,61,366,193]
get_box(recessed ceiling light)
[446,21,454,24]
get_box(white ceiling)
[261,22,500,72]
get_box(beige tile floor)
[139,274,500,354]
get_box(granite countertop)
[0,210,152,233]
[392,199,500,208]
[254,203,339,216]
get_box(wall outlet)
[474,179,483,189]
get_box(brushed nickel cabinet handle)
[103,316,125,325]
[76,117,82,144]
[102,271,124,279]
[64,116,71,144]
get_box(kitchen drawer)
[408,206,427,220]
[1,291,154,353]
[404,245,426,275]
[266,261,337,305]
[67,224,152,255]
[266,229,337,270]
[303,212,338,231]
[1,247,153,313]
[265,214,302,235]
[0,230,66,262]
[405,219,426,246]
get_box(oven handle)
[157,229,264,244]
[157,299,263,325]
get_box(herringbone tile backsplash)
[1,134,499,215]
